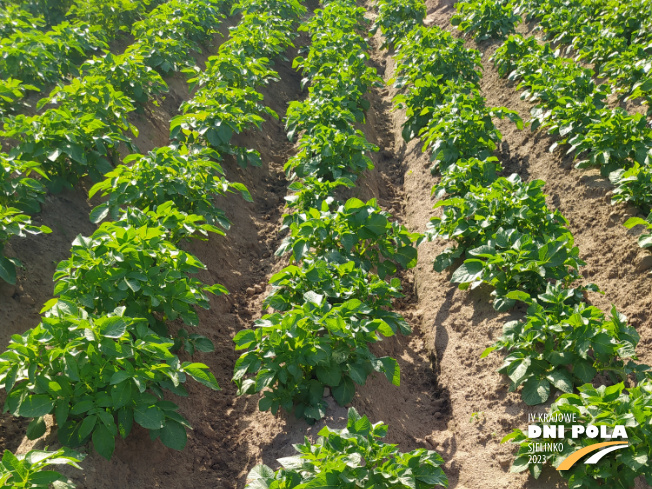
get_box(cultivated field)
[0,0,651,488]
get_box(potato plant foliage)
[0,447,83,489]
[234,0,424,428]
[88,145,251,229]
[452,0,519,41]
[483,284,646,405]
[429,175,583,311]
[0,217,223,459]
[0,0,314,470]
[235,198,419,422]
[490,31,652,254]
[377,0,652,486]
[246,408,448,488]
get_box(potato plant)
[50,217,227,338]
[430,175,582,310]
[452,0,519,41]
[0,302,218,459]
[277,198,420,277]
[234,298,403,422]
[81,52,168,106]
[483,284,645,404]
[0,448,83,489]
[129,0,225,73]
[372,0,426,49]
[88,145,251,228]
[246,408,448,488]
[624,215,652,250]
[0,6,45,37]
[170,85,274,168]
[514,0,652,105]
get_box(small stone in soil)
[0,283,16,297]
[636,255,652,272]
[20,294,35,305]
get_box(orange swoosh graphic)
[557,441,629,471]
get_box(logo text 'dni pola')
[528,421,629,471]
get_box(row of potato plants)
[515,0,651,109]
[89,0,309,226]
[4,0,227,188]
[0,0,229,285]
[0,0,130,26]
[0,0,306,485]
[234,0,417,424]
[238,1,448,486]
[375,0,652,487]
[0,0,167,113]
[451,0,652,260]
[452,0,652,109]
[167,0,308,168]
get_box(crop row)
[0,0,231,285]
[452,0,652,109]
[516,0,652,107]
[375,0,652,487]
[0,0,168,112]
[452,0,652,260]
[5,0,226,187]
[87,0,309,229]
[234,0,418,423]
[0,0,137,26]
[238,0,447,486]
[0,0,306,485]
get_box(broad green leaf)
[0,255,17,284]
[451,260,484,284]
[134,405,164,430]
[379,357,400,386]
[97,317,127,338]
[547,370,573,393]
[92,424,115,460]
[522,378,550,405]
[316,365,342,387]
[26,417,47,440]
[16,395,54,417]
[159,420,187,451]
[332,377,355,406]
[183,363,220,390]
